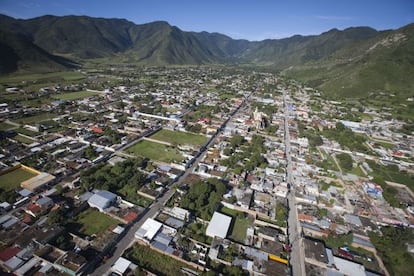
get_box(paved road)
[283,90,306,276]
[90,90,254,276]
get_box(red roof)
[26,203,41,214]
[123,211,138,223]
[22,215,33,224]
[91,127,103,134]
[0,247,20,262]
[298,213,314,222]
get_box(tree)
[48,209,66,225]
[336,153,353,171]
[83,145,97,160]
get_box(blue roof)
[153,233,172,246]
[165,217,184,228]
[96,190,117,200]
[151,241,167,251]
[353,236,374,248]
[158,165,171,172]
[88,190,117,210]
[36,197,53,206]
[18,189,32,197]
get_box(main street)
[283,90,306,276]
[91,89,254,275]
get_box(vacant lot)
[14,134,35,144]
[150,129,207,146]
[16,127,39,137]
[15,112,59,124]
[70,209,119,236]
[0,122,14,131]
[0,71,85,84]
[125,140,184,163]
[52,91,99,101]
[124,243,195,275]
[220,206,251,243]
[0,167,37,191]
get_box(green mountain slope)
[285,24,414,100]
[0,28,78,74]
[0,14,413,101]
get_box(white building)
[206,212,232,239]
[135,218,162,242]
[87,190,118,212]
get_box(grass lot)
[0,122,14,131]
[21,98,53,107]
[373,140,395,150]
[350,165,365,177]
[124,243,195,275]
[150,129,207,146]
[14,134,35,144]
[52,91,99,101]
[230,217,249,243]
[71,209,119,236]
[0,71,85,84]
[16,127,39,137]
[15,112,59,124]
[0,167,36,191]
[125,140,184,163]
[220,206,251,243]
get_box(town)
[0,66,413,276]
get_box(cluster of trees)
[264,124,279,135]
[252,102,278,117]
[202,259,248,276]
[80,157,147,199]
[83,144,98,161]
[180,178,226,220]
[400,123,414,135]
[336,152,353,171]
[323,122,369,153]
[221,134,267,173]
[369,227,414,275]
[103,127,122,144]
[0,188,17,203]
[183,104,223,122]
[185,123,202,133]
[297,121,323,147]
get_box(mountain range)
[1,14,413,99]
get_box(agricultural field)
[16,127,39,137]
[0,121,15,131]
[219,206,252,243]
[14,112,59,124]
[123,243,196,275]
[52,91,99,101]
[69,208,120,236]
[0,167,37,191]
[125,140,184,163]
[0,71,85,85]
[13,134,35,144]
[149,129,207,147]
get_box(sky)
[1,0,413,41]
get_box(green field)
[0,167,37,191]
[15,113,59,124]
[150,129,207,146]
[0,71,85,84]
[16,127,38,137]
[52,91,99,101]
[125,140,184,163]
[71,209,119,236]
[124,243,195,275]
[219,207,250,243]
[0,122,14,131]
[14,134,35,144]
